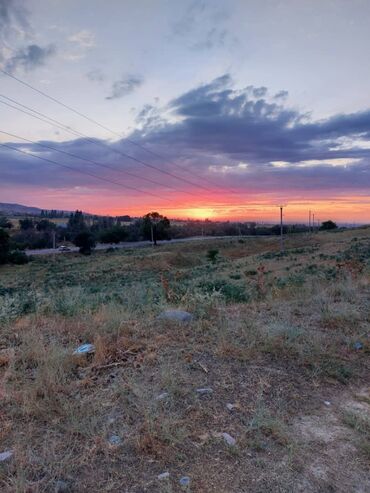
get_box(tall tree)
[0,228,10,264]
[142,212,171,245]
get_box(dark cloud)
[5,43,55,72]
[106,75,143,100]
[274,90,289,100]
[1,75,369,200]
[0,0,56,73]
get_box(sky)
[0,0,369,223]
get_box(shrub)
[199,278,248,302]
[206,249,219,263]
[8,250,29,265]
[73,232,96,255]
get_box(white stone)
[158,472,170,480]
[222,432,236,446]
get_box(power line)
[0,95,214,198]
[0,67,241,195]
[0,129,191,195]
[0,94,213,197]
[0,142,171,203]
[0,92,222,197]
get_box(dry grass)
[0,228,369,492]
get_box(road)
[25,236,250,256]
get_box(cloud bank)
[1,74,369,218]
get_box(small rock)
[108,434,122,446]
[226,403,237,411]
[0,450,13,462]
[157,472,170,480]
[196,387,213,395]
[324,401,331,406]
[222,432,236,446]
[73,343,95,355]
[156,392,169,401]
[179,476,190,487]
[158,310,193,323]
[54,480,70,493]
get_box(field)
[0,229,369,492]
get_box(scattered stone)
[0,450,13,462]
[353,341,363,350]
[222,432,236,446]
[158,310,193,323]
[157,472,170,480]
[73,343,95,355]
[226,403,237,411]
[156,392,169,401]
[108,434,122,446]
[179,476,191,487]
[54,480,70,493]
[196,387,213,395]
[324,401,331,406]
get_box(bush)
[199,278,248,302]
[206,249,219,263]
[8,250,29,265]
[0,228,10,264]
[73,232,96,255]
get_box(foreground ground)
[0,229,369,492]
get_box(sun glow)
[182,207,216,220]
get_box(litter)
[73,343,95,355]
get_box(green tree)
[320,220,338,231]
[142,212,171,245]
[73,231,96,255]
[36,219,57,231]
[19,218,34,230]
[0,216,12,229]
[0,228,10,264]
[99,226,127,244]
[68,210,86,234]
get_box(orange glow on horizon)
[1,185,369,223]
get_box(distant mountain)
[0,203,44,215]
[0,203,77,216]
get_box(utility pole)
[280,205,284,253]
[52,231,56,250]
[312,213,315,233]
[308,210,311,233]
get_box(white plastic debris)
[73,343,95,355]
[0,450,13,462]
[179,476,190,487]
[222,432,236,446]
[108,435,122,446]
[156,392,169,401]
[324,401,331,406]
[157,472,170,480]
[196,388,213,395]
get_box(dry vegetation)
[0,228,369,492]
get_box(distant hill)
[0,203,73,216]
[0,203,44,215]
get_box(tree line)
[0,211,339,262]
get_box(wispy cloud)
[106,75,143,100]
[67,29,95,48]
[4,43,55,72]
[0,0,55,73]
[172,0,238,51]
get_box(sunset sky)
[0,0,369,223]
